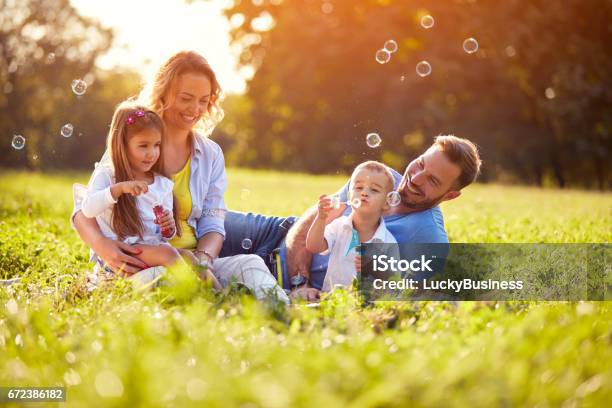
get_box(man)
[219,135,482,300]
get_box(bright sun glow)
[70,0,247,94]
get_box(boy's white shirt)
[81,164,175,246]
[321,213,398,292]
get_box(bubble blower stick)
[153,204,173,238]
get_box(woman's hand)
[92,237,148,275]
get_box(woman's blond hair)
[139,51,223,137]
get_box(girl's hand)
[121,180,149,196]
[317,194,334,220]
[155,209,176,235]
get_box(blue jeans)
[220,211,327,290]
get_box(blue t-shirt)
[306,169,449,288]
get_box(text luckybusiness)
[372,278,524,292]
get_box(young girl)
[81,101,219,287]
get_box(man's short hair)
[351,160,395,192]
[429,135,482,190]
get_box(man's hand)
[120,180,149,196]
[94,238,147,275]
[354,254,362,273]
[290,285,321,302]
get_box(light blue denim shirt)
[71,132,227,240]
[187,133,227,239]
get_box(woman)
[72,51,288,303]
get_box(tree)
[222,0,611,189]
[0,0,115,169]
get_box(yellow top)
[169,157,198,249]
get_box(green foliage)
[0,170,611,406]
[221,0,611,189]
[0,0,141,171]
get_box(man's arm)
[285,205,317,282]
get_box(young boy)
[306,161,399,292]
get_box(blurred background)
[1,0,610,190]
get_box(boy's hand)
[121,180,149,196]
[317,194,334,220]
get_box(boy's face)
[348,168,392,216]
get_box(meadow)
[0,169,611,407]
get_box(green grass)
[1,170,611,407]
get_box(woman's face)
[164,72,212,132]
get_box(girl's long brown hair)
[108,101,181,240]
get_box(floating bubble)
[11,135,25,150]
[60,123,74,138]
[366,133,382,148]
[32,154,39,160]
[416,61,432,77]
[351,198,362,208]
[330,195,342,209]
[241,238,253,250]
[321,2,333,14]
[463,38,479,54]
[386,191,402,207]
[71,79,87,96]
[400,75,405,82]
[384,39,398,53]
[420,15,435,29]
[375,49,391,64]
[46,52,56,64]
[545,87,556,99]
[240,189,251,200]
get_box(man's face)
[397,147,462,210]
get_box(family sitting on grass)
[71,50,482,303]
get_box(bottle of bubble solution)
[153,204,173,238]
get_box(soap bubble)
[420,15,434,29]
[71,79,87,95]
[60,123,74,138]
[351,198,362,208]
[241,238,253,250]
[386,191,402,207]
[463,38,479,54]
[45,52,56,64]
[11,135,25,150]
[375,49,391,64]
[366,133,381,148]
[384,39,398,53]
[545,88,556,99]
[416,61,432,77]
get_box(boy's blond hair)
[350,161,395,192]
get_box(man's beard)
[399,185,448,211]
